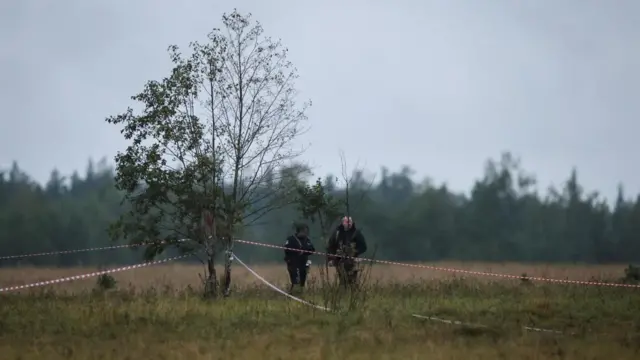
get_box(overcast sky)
[1,0,638,201]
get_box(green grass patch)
[0,280,639,359]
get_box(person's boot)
[292,285,304,296]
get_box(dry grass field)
[1,262,639,359]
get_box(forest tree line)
[0,152,638,267]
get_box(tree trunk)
[204,254,218,298]
[222,237,233,297]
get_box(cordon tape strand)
[234,239,640,288]
[411,314,567,335]
[0,253,194,293]
[0,239,191,261]
[0,243,137,260]
[231,252,331,311]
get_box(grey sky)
[1,0,639,201]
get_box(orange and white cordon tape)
[0,239,191,261]
[235,239,640,288]
[0,253,193,293]
[0,243,137,260]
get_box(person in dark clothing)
[326,216,367,288]
[284,223,316,294]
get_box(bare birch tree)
[105,9,310,298]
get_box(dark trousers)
[336,260,358,287]
[287,263,308,287]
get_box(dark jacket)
[327,222,367,260]
[284,234,315,266]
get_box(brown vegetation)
[0,261,627,293]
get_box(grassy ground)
[0,263,639,359]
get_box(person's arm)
[354,230,367,256]
[284,236,296,262]
[307,238,316,254]
[302,238,315,267]
[326,231,338,263]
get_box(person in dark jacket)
[327,216,367,288]
[284,223,316,294]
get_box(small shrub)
[621,264,640,284]
[96,274,117,290]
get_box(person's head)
[341,216,353,231]
[295,223,309,237]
